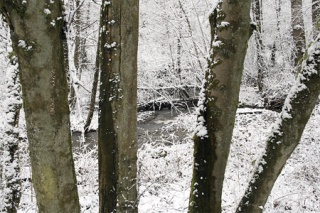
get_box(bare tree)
[237,35,320,213]
[291,0,306,67]
[1,52,22,213]
[312,0,320,37]
[252,0,266,94]
[84,38,100,132]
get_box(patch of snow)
[44,9,51,15]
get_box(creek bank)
[72,108,191,149]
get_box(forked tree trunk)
[188,1,252,212]
[98,0,139,212]
[1,1,80,212]
[291,0,306,66]
[237,35,320,213]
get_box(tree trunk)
[291,0,306,66]
[1,1,80,212]
[84,36,100,132]
[237,36,320,213]
[188,1,252,212]
[98,0,139,212]
[270,0,282,68]
[73,0,87,82]
[252,0,265,94]
[312,0,320,37]
[2,55,22,213]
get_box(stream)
[72,108,191,149]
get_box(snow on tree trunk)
[237,34,320,213]
[98,0,139,212]
[1,1,80,212]
[1,55,22,213]
[188,1,252,212]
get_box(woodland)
[0,0,319,212]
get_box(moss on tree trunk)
[188,1,252,212]
[237,36,320,213]
[1,1,80,212]
[98,0,139,212]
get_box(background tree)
[98,0,139,212]
[312,0,320,37]
[237,33,320,213]
[188,1,252,212]
[0,1,80,212]
[138,0,210,106]
[291,0,306,67]
[252,0,266,94]
[1,46,22,213]
[84,37,100,132]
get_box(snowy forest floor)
[13,89,320,212]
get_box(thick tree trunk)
[237,36,320,213]
[98,0,139,212]
[291,0,306,66]
[188,1,252,212]
[1,1,80,212]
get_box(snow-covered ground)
[15,98,320,212]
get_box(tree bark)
[237,35,320,213]
[98,0,139,212]
[1,1,80,212]
[252,0,265,94]
[291,0,306,66]
[188,1,252,212]
[312,0,320,37]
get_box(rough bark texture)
[291,0,306,66]
[237,36,320,213]
[188,1,252,212]
[1,1,80,212]
[98,0,139,212]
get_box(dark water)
[72,108,190,149]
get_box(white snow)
[219,21,230,27]
[212,40,223,47]
[17,40,26,48]
[44,9,51,15]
